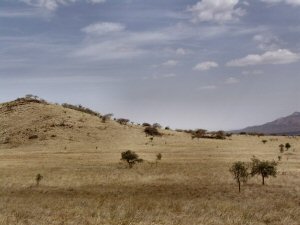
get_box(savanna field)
[0,99,299,225]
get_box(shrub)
[144,127,162,137]
[121,150,142,168]
[250,156,278,185]
[262,140,268,144]
[156,153,162,161]
[152,123,162,129]
[191,129,207,139]
[117,118,130,125]
[142,123,151,127]
[215,130,226,140]
[285,143,291,151]
[165,126,170,130]
[229,161,249,192]
[102,113,113,123]
[36,174,43,186]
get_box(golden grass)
[0,134,299,225]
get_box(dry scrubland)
[0,99,299,225]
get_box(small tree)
[285,143,291,151]
[279,144,284,153]
[156,153,162,166]
[229,161,249,193]
[250,156,278,185]
[262,140,267,144]
[121,150,142,168]
[36,174,43,186]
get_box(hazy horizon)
[1,0,300,130]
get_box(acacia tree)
[250,156,278,185]
[279,144,284,153]
[285,143,291,151]
[229,161,249,192]
[121,150,142,168]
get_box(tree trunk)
[238,181,241,193]
[262,176,265,185]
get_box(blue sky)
[1,0,300,130]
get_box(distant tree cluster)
[230,156,278,192]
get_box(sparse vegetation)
[62,103,101,118]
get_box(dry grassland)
[0,101,299,225]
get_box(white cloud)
[188,0,246,23]
[194,61,219,71]
[261,0,300,6]
[225,77,239,84]
[242,70,264,75]
[197,85,217,90]
[227,49,299,67]
[162,60,178,67]
[21,0,106,11]
[81,22,125,35]
[253,33,281,50]
[176,48,188,56]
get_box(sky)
[1,0,300,131]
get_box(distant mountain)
[234,112,300,135]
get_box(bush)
[262,140,268,144]
[117,118,130,125]
[214,130,226,140]
[285,143,291,151]
[102,113,113,123]
[121,150,142,168]
[152,123,162,129]
[36,174,43,186]
[142,123,151,127]
[144,127,162,137]
[191,129,207,139]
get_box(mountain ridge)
[233,112,300,135]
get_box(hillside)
[0,98,153,150]
[234,112,300,135]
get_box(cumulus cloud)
[188,0,246,23]
[227,49,299,67]
[81,22,125,35]
[194,61,219,71]
[261,0,300,6]
[21,0,106,11]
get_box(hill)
[0,97,153,149]
[234,112,300,135]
